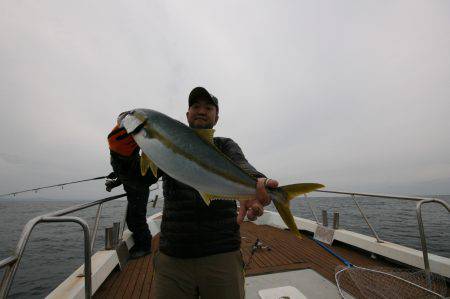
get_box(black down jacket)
[111,137,265,258]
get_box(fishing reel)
[105,172,122,192]
[251,238,271,254]
[245,237,272,270]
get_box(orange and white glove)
[108,111,139,156]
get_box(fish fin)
[140,153,158,177]
[199,192,253,205]
[281,183,325,201]
[199,192,215,206]
[272,198,303,239]
[273,183,325,239]
[194,129,215,144]
[234,195,255,201]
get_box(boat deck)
[94,222,448,298]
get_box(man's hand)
[237,178,278,224]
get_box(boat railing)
[311,189,450,278]
[416,198,450,285]
[0,179,162,299]
[1,185,448,298]
[0,194,124,299]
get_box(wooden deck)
[94,222,449,298]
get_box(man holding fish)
[108,87,323,298]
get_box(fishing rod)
[0,175,109,197]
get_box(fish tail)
[272,183,325,239]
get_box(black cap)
[188,87,219,111]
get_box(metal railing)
[416,198,450,286]
[0,184,447,298]
[0,178,162,299]
[0,193,127,299]
[309,189,450,275]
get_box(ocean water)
[0,194,449,298]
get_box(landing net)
[335,265,447,298]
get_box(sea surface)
[0,194,449,298]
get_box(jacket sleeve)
[220,138,266,179]
[110,151,161,190]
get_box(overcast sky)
[1,0,449,200]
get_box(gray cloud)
[1,0,449,199]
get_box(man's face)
[186,98,219,129]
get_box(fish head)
[121,110,149,135]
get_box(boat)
[1,183,449,299]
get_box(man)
[108,87,277,298]
[108,114,159,259]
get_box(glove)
[108,124,139,156]
[105,176,122,192]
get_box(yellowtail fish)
[121,109,324,238]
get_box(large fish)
[121,109,324,238]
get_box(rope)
[313,239,353,267]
